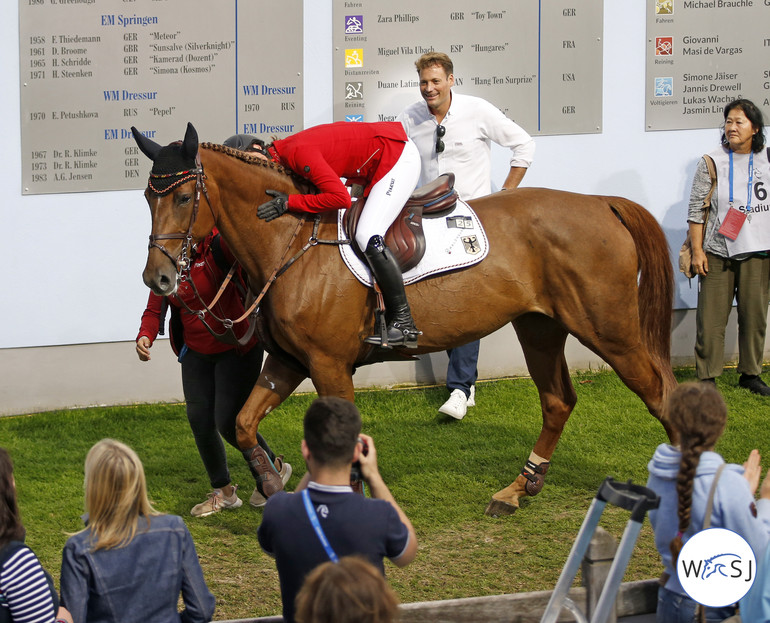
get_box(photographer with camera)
[257,397,417,623]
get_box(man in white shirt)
[398,52,535,420]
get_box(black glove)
[257,190,289,221]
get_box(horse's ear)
[132,127,162,161]
[182,123,199,160]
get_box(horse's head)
[133,122,215,296]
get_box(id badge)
[718,207,747,241]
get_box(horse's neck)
[202,152,305,284]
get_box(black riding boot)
[363,235,420,349]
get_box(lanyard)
[728,149,754,212]
[301,489,339,563]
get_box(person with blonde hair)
[646,382,770,622]
[59,439,215,623]
[295,556,400,623]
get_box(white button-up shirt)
[398,92,535,201]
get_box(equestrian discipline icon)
[345,15,363,34]
[677,528,756,608]
[344,14,365,122]
[655,37,673,56]
[345,49,363,68]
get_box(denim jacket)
[60,514,215,623]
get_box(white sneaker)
[250,456,293,508]
[439,389,468,420]
[467,385,476,408]
[191,486,243,517]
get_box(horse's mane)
[200,142,313,192]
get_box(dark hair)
[721,99,766,153]
[303,397,361,467]
[665,383,727,565]
[295,556,400,623]
[0,448,26,548]
[414,52,453,77]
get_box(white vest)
[710,145,770,257]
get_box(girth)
[343,173,458,272]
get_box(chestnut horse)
[134,123,676,515]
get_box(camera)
[350,437,368,493]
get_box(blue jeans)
[446,340,480,396]
[657,586,736,623]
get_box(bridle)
[146,150,259,346]
[147,151,211,275]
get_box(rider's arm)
[282,148,353,213]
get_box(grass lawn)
[1,366,766,620]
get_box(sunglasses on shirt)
[436,124,446,154]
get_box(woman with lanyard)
[688,98,770,395]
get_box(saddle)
[343,173,458,271]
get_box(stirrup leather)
[362,252,421,349]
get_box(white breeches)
[354,139,421,252]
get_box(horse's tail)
[606,196,677,393]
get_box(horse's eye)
[178,194,192,206]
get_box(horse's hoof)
[484,497,519,517]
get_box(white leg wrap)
[524,451,548,474]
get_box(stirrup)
[364,321,421,349]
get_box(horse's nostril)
[159,274,172,292]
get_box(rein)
[148,153,351,346]
[274,215,351,279]
[180,215,351,345]
[177,216,308,347]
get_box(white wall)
[0,2,761,415]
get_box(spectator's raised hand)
[743,449,762,496]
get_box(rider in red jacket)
[256,121,422,348]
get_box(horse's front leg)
[237,354,307,497]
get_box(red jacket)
[136,233,257,355]
[271,121,408,213]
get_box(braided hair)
[666,382,727,565]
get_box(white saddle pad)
[338,198,489,287]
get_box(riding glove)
[257,190,289,221]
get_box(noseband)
[147,151,210,278]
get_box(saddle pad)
[338,198,489,287]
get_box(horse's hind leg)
[485,314,576,516]
[592,341,676,442]
[237,354,307,496]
